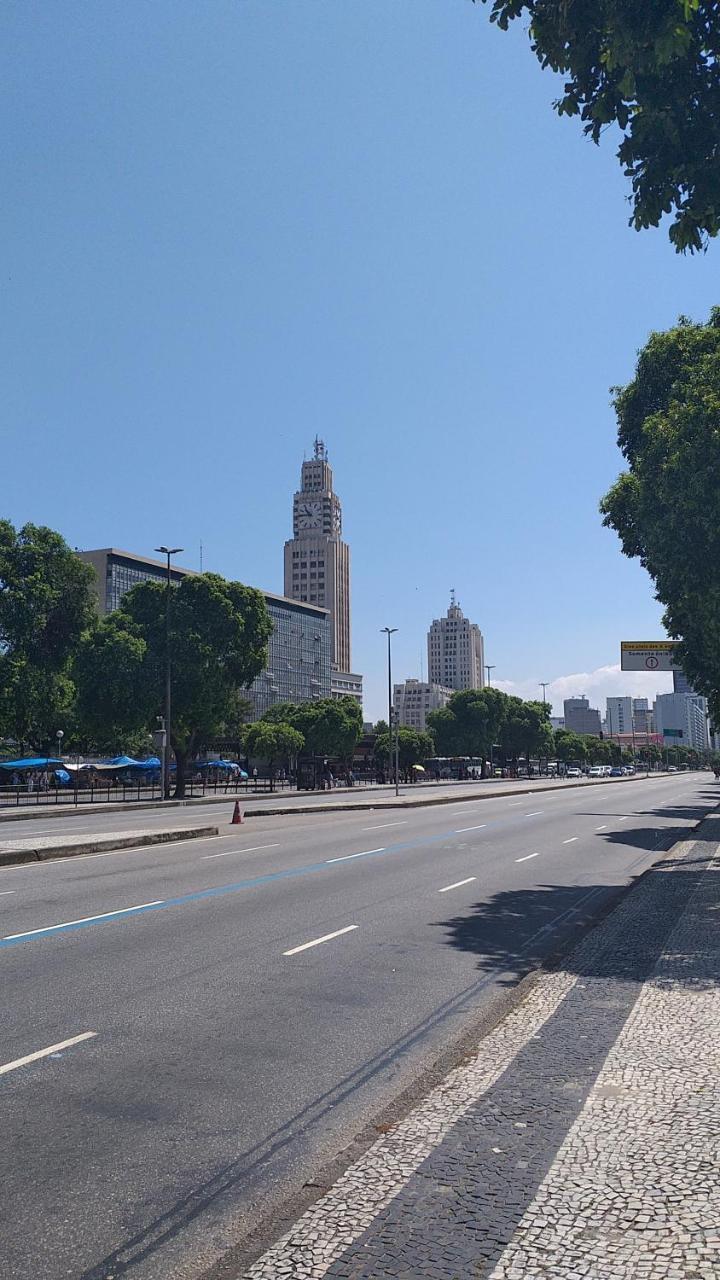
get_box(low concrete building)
[393,680,454,732]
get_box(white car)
[566,766,583,778]
[587,766,604,778]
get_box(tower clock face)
[297,500,322,529]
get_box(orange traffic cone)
[231,800,244,825]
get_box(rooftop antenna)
[450,587,456,608]
[199,541,203,573]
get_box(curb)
[0,825,219,868]
[0,772,679,825]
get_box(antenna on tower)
[450,587,456,607]
[314,436,327,461]
[200,541,203,573]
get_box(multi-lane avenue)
[0,773,715,1279]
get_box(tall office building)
[77,547,332,719]
[427,594,485,692]
[653,691,709,750]
[632,698,653,735]
[563,696,602,737]
[606,696,633,736]
[283,440,362,705]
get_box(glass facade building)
[77,549,331,720]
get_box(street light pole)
[485,664,495,687]
[381,627,399,797]
[540,682,549,710]
[155,546,183,800]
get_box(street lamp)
[381,627,399,797]
[56,729,64,759]
[485,664,495,687]
[540,682,549,709]
[155,546,184,800]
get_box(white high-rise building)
[606,696,633,736]
[427,595,485,692]
[393,680,454,732]
[653,692,709,750]
[283,440,362,704]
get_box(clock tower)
[284,439,352,676]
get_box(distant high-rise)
[563,696,602,737]
[283,440,361,704]
[606,696,633,736]
[427,595,485,692]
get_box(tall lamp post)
[485,664,495,687]
[155,546,184,800]
[540,682,549,710]
[56,729,64,759]
[381,627,399,797]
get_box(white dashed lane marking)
[516,852,540,863]
[454,825,487,834]
[283,925,358,956]
[0,1031,97,1076]
[563,837,579,844]
[326,848,384,864]
[438,877,477,893]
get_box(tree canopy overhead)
[262,697,363,759]
[0,521,96,747]
[477,0,720,251]
[600,309,720,721]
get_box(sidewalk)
[242,811,720,1280]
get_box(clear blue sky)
[2,1,716,720]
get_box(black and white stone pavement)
[244,814,720,1280]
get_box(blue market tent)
[195,760,248,778]
[0,757,63,771]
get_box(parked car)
[587,766,604,778]
[667,764,678,772]
[610,766,624,777]
[566,766,583,778]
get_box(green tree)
[477,0,720,251]
[0,521,96,749]
[262,697,362,760]
[600,311,720,723]
[243,721,304,788]
[428,688,508,764]
[375,728,434,778]
[554,729,588,764]
[74,573,272,796]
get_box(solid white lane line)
[4,901,164,940]
[326,848,384,864]
[516,852,540,863]
[361,822,408,831]
[283,925,358,956]
[596,824,608,830]
[0,1031,97,1076]
[563,837,579,844]
[438,876,477,893]
[454,824,487,833]
[524,811,543,817]
[202,843,279,860]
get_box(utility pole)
[540,682,549,710]
[381,627,399,797]
[485,664,495,687]
[155,546,183,800]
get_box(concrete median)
[0,825,219,868]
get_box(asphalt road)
[0,773,714,1280]
[0,772,673,839]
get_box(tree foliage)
[477,0,720,251]
[374,727,434,771]
[243,721,304,771]
[262,697,363,759]
[74,573,272,794]
[600,310,720,722]
[427,688,508,759]
[0,521,96,747]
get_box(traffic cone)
[231,800,243,824]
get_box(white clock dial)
[297,500,322,529]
